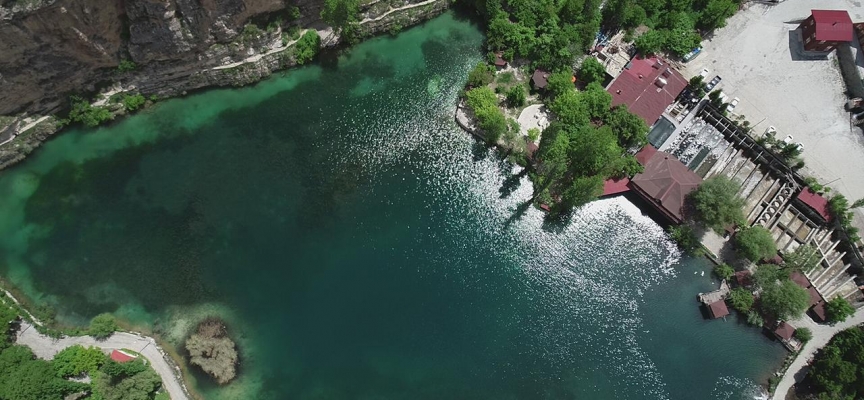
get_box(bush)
[505,86,526,108]
[728,288,754,313]
[67,97,113,128]
[53,345,107,377]
[465,87,507,144]
[807,327,864,398]
[795,327,812,342]
[294,30,320,65]
[88,313,118,340]
[825,297,855,324]
[121,94,146,112]
[713,263,734,280]
[734,226,777,262]
[746,310,763,326]
[668,225,700,255]
[117,59,136,73]
[466,63,494,88]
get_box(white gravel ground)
[683,0,864,226]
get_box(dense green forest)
[806,326,864,399]
[602,0,741,55]
[0,296,166,400]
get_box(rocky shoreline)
[0,0,451,172]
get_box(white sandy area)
[517,104,549,138]
[683,0,864,228]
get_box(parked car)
[783,135,794,144]
[683,47,702,62]
[706,76,722,91]
[699,68,710,79]
[727,97,740,113]
[765,126,777,137]
[795,142,804,151]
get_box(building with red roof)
[707,300,729,319]
[790,271,812,289]
[607,55,688,127]
[774,322,796,341]
[796,188,832,223]
[808,286,825,307]
[602,177,631,197]
[110,349,138,363]
[734,270,752,287]
[811,302,827,321]
[634,145,657,166]
[531,69,550,90]
[799,10,854,52]
[629,150,702,224]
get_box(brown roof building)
[790,271,812,289]
[707,300,729,319]
[799,10,854,52]
[531,69,550,90]
[607,55,688,126]
[629,149,702,224]
[774,322,796,341]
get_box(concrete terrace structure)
[629,146,702,224]
[662,104,864,309]
[607,55,688,127]
[799,10,854,53]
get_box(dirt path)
[15,322,190,400]
[771,310,864,400]
[212,29,309,71]
[359,0,439,24]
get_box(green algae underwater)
[0,12,785,400]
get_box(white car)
[699,68,709,79]
[727,97,740,113]
[795,142,804,151]
[783,134,794,144]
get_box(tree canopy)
[88,313,118,340]
[688,175,744,230]
[578,57,606,86]
[728,287,754,313]
[465,87,509,144]
[734,226,777,262]
[807,327,864,399]
[825,297,855,324]
[760,280,810,320]
[781,244,820,273]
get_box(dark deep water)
[0,13,785,399]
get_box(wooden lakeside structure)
[698,279,730,305]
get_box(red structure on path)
[110,349,137,363]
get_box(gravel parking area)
[683,0,864,225]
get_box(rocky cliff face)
[0,0,316,115]
[0,0,447,116]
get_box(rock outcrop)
[185,318,238,385]
[0,0,449,116]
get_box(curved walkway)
[771,310,864,400]
[16,322,190,400]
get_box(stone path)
[771,310,864,400]
[15,322,190,400]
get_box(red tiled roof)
[603,177,631,196]
[110,350,137,363]
[531,69,550,89]
[808,286,824,307]
[790,271,811,289]
[734,270,752,287]
[812,302,827,321]
[811,10,854,42]
[629,150,702,223]
[635,145,657,166]
[774,322,795,340]
[708,300,729,319]
[607,55,688,126]
[797,188,831,221]
[494,52,507,67]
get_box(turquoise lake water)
[0,12,785,399]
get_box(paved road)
[771,310,864,400]
[16,322,190,400]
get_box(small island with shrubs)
[185,317,239,385]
